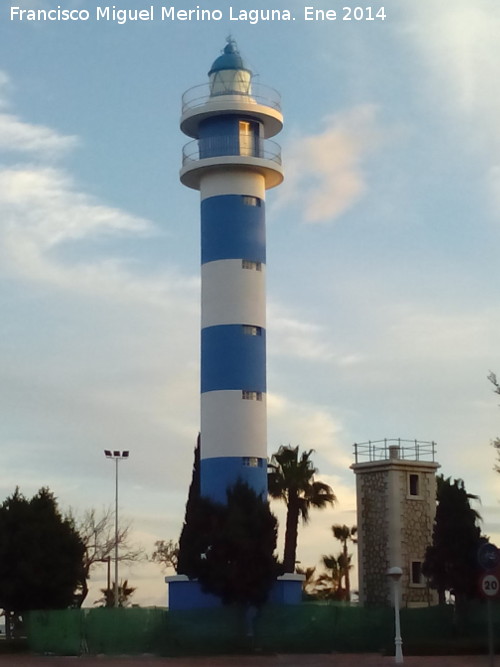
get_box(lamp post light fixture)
[387,566,404,664]
[104,449,129,608]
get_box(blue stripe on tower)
[201,325,266,393]
[201,458,266,504]
[201,195,265,264]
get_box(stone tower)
[351,439,439,607]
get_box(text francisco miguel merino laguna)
[10,4,388,23]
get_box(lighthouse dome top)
[208,39,251,77]
[180,40,283,140]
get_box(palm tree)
[314,554,341,600]
[268,445,336,572]
[296,565,317,597]
[331,524,357,601]
[95,579,136,607]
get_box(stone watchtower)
[351,439,440,607]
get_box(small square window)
[242,195,261,207]
[243,457,260,467]
[242,259,262,271]
[243,325,262,336]
[242,390,263,401]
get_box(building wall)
[357,470,389,606]
[353,457,439,607]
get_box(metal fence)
[26,602,496,657]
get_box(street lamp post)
[387,566,404,664]
[104,450,129,608]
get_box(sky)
[1,0,500,607]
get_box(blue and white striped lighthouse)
[180,39,283,504]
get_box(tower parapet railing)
[182,82,282,114]
[353,438,436,465]
[182,137,282,167]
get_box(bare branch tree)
[150,539,179,572]
[488,372,500,472]
[73,507,145,607]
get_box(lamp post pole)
[104,450,129,608]
[387,566,404,664]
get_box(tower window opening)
[242,260,262,271]
[242,390,263,401]
[410,560,424,586]
[243,325,262,336]
[242,195,261,207]
[408,473,420,497]
[239,120,252,156]
[243,457,261,468]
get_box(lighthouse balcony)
[182,82,281,114]
[180,137,283,190]
[180,83,283,139]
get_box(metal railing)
[182,136,282,167]
[182,82,282,114]
[353,438,437,464]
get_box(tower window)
[242,195,261,207]
[242,390,263,401]
[243,325,262,336]
[239,120,256,157]
[408,473,420,497]
[410,560,424,586]
[242,260,262,271]
[243,457,261,467]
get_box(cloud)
[0,69,77,158]
[0,165,165,297]
[406,0,500,118]
[0,113,78,158]
[268,302,363,366]
[404,0,500,207]
[268,393,351,469]
[0,75,198,306]
[273,104,381,224]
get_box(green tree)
[268,445,336,572]
[0,487,85,635]
[177,434,201,575]
[182,481,280,607]
[422,475,485,606]
[331,524,357,601]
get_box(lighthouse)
[180,39,284,504]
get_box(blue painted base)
[166,574,304,610]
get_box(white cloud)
[0,113,78,158]
[268,302,363,366]
[0,165,161,294]
[268,393,351,470]
[404,0,500,206]
[273,104,381,224]
[0,79,197,306]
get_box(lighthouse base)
[166,573,304,610]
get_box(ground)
[0,655,495,666]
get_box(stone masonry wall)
[358,471,389,605]
[400,468,437,606]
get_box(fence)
[25,602,498,657]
